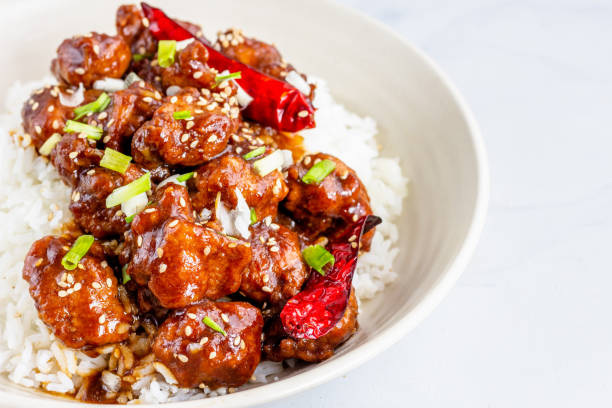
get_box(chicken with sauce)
[18,3,380,403]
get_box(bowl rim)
[0,0,489,406]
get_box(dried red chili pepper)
[281,215,382,339]
[140,3,316,132]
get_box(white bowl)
[0,0,489,406]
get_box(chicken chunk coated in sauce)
[242,222,308,304]
[153,300,263,388]
[126,183,251,308]
[21,85,73,149]
[132,87,239,169]
[263,289,358,362]
[190,153,288,221]
[22,236,133,348]
[284,153,375,248]
[50,132,103,186]
[51,32,131,88]
[70,165,145,239]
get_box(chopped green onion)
[124,72,142,87]
[100,148,132,174]
[39,133,62,156]
[213,71,241,88]
[252,150,284,177]
[73,92,111,120]
[176,172,194,182]
[202,316,227,336]
[302,245,335,275]
[63,120,103,140]
[61,235,95,271]
[106,172,151,208]
[243,147,266,160]
[132,53,153,62]
[122,264,131,284]
[173,110,192,120]
[125,214,135,223]
[302,159,336,184]
[250,208,257,225]
[157,40,176,68]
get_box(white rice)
[0,76,407,402]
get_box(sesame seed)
[340,170,349,180]
[185,326,193,336]
[240,339,246,350]
[233,336,241,346]
[66,274,74,283]
[187,313,197,319]
[77,263,85,270]
[206,103,217,111]
[221,313,229,323]
[269,246,280,253]
[193,71,203,79]
[103,136,111,143]
[262,274,269,283]
[200,336,209,345]
[170,96,178,103]
[75,68,85,75]
[228,242,237,248]
[303,156,311,166]
[52,120,60,129]
[72,192,80,202]
[348,235,357,242]
[143,96,153,103]
[154,91,162,100]
[92,282,102,289]
[169,220,179,227]
[157,248,164,257]
[106,278,113,287]
[142,17,149,27]
[186,121,194,130]
[179,197,186,207]
[203,246,211,256]
[137,235,143,247]
[107,118,115,127]
[68,151,78,159]
[32,102,39,110]
[34,125,42,135]
[93,44,100,55]
[264,216,272,226]
[98,112,108,120]
[352,214,359,222]
[186,95,194,104]
[117,323,130,334]
[207,135,217,143]
[272,185,280,195]
[144,208,156,214]
[50,88,59,97]
[181,133,189,143]
[159,263,167,273]
[177,354,189,363]
[58,290,67,297]
[99,314,106,324]
[47,105,54,113]
[35,258,43,267]
[190,140,198,148]
[209,351,216,359]
[101,261,108,269]
[298,110,309,118]
[261,286,272,293]
[351,242,358,248]
[87,169,95,175]
[73,282,82,291]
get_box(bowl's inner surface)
[0,0,483,406]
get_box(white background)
[258,1,612,406]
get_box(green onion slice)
[61,235,95,271]
[157,40,176,68]
[173,110,192,120]
[122,264,131,284]
[302,245,335,275]
[213,71,241,88]
[39,133,62,156]
[63,120,103,140]
[125,214,135,223]
[106,172,151,208]
[202,316,227,336]
[132,53,153,62]
[124,72,142,87]
[100,148,132,174]
[176,172,194,182]
[243,147,266,160]
[73,93,111,120]
[252,150,284,177]
[249,208,257,225]
[302,159,336,184]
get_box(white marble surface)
[259,1,612,406]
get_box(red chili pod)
[141,3,316,132]
[281,215,382,339]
